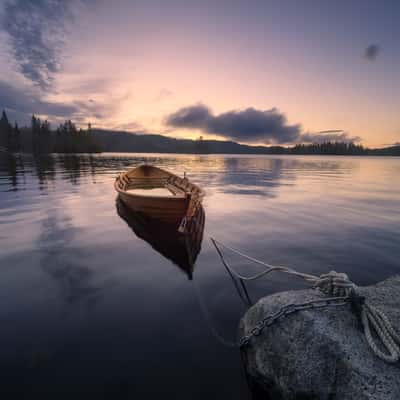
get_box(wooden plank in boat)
[125,187,183,197]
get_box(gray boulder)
[239,275,400,400]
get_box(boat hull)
[118,191,189,226]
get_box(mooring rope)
[209,236,400,363]
[193,281,238,348]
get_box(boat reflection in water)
[116,199,205,280]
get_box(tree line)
[290,142,366,155]
[0,110,102,153]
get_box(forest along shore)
[1,110,399,155]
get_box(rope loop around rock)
[313,270,356,297]
[210,236,400,364]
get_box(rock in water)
[239,275,400,400]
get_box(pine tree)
[12,122,21,152]
[0,110,13,151]
[31,114,40,153]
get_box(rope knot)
[314,270,357,297]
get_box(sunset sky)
[0,0,399,147]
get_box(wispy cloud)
[1,0,84,90]
[300,130,360,144]
[166,104,358,144]
[0,80,76,116]
[154,88,173,102]
[0,80,115,125]
[108,121,147,132]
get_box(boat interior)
[117,166,203,199]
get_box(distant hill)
[91,129,282,154]
[92,129,400,156]
[368,145,400,156]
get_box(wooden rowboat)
[114,164,204,231]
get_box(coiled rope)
[210,237,400,363]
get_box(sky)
[0,0,399,147]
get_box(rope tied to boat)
[210,237,400,363]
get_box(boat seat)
[125,187,185,197]
[165,182,186,196]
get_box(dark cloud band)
[166,104,300,144]
[166,104,359,144]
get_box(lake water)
[0,153,399,398]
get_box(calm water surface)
[0,153,399,398]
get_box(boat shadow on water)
[116,198,205,280]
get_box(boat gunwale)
[114,165,205,201]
